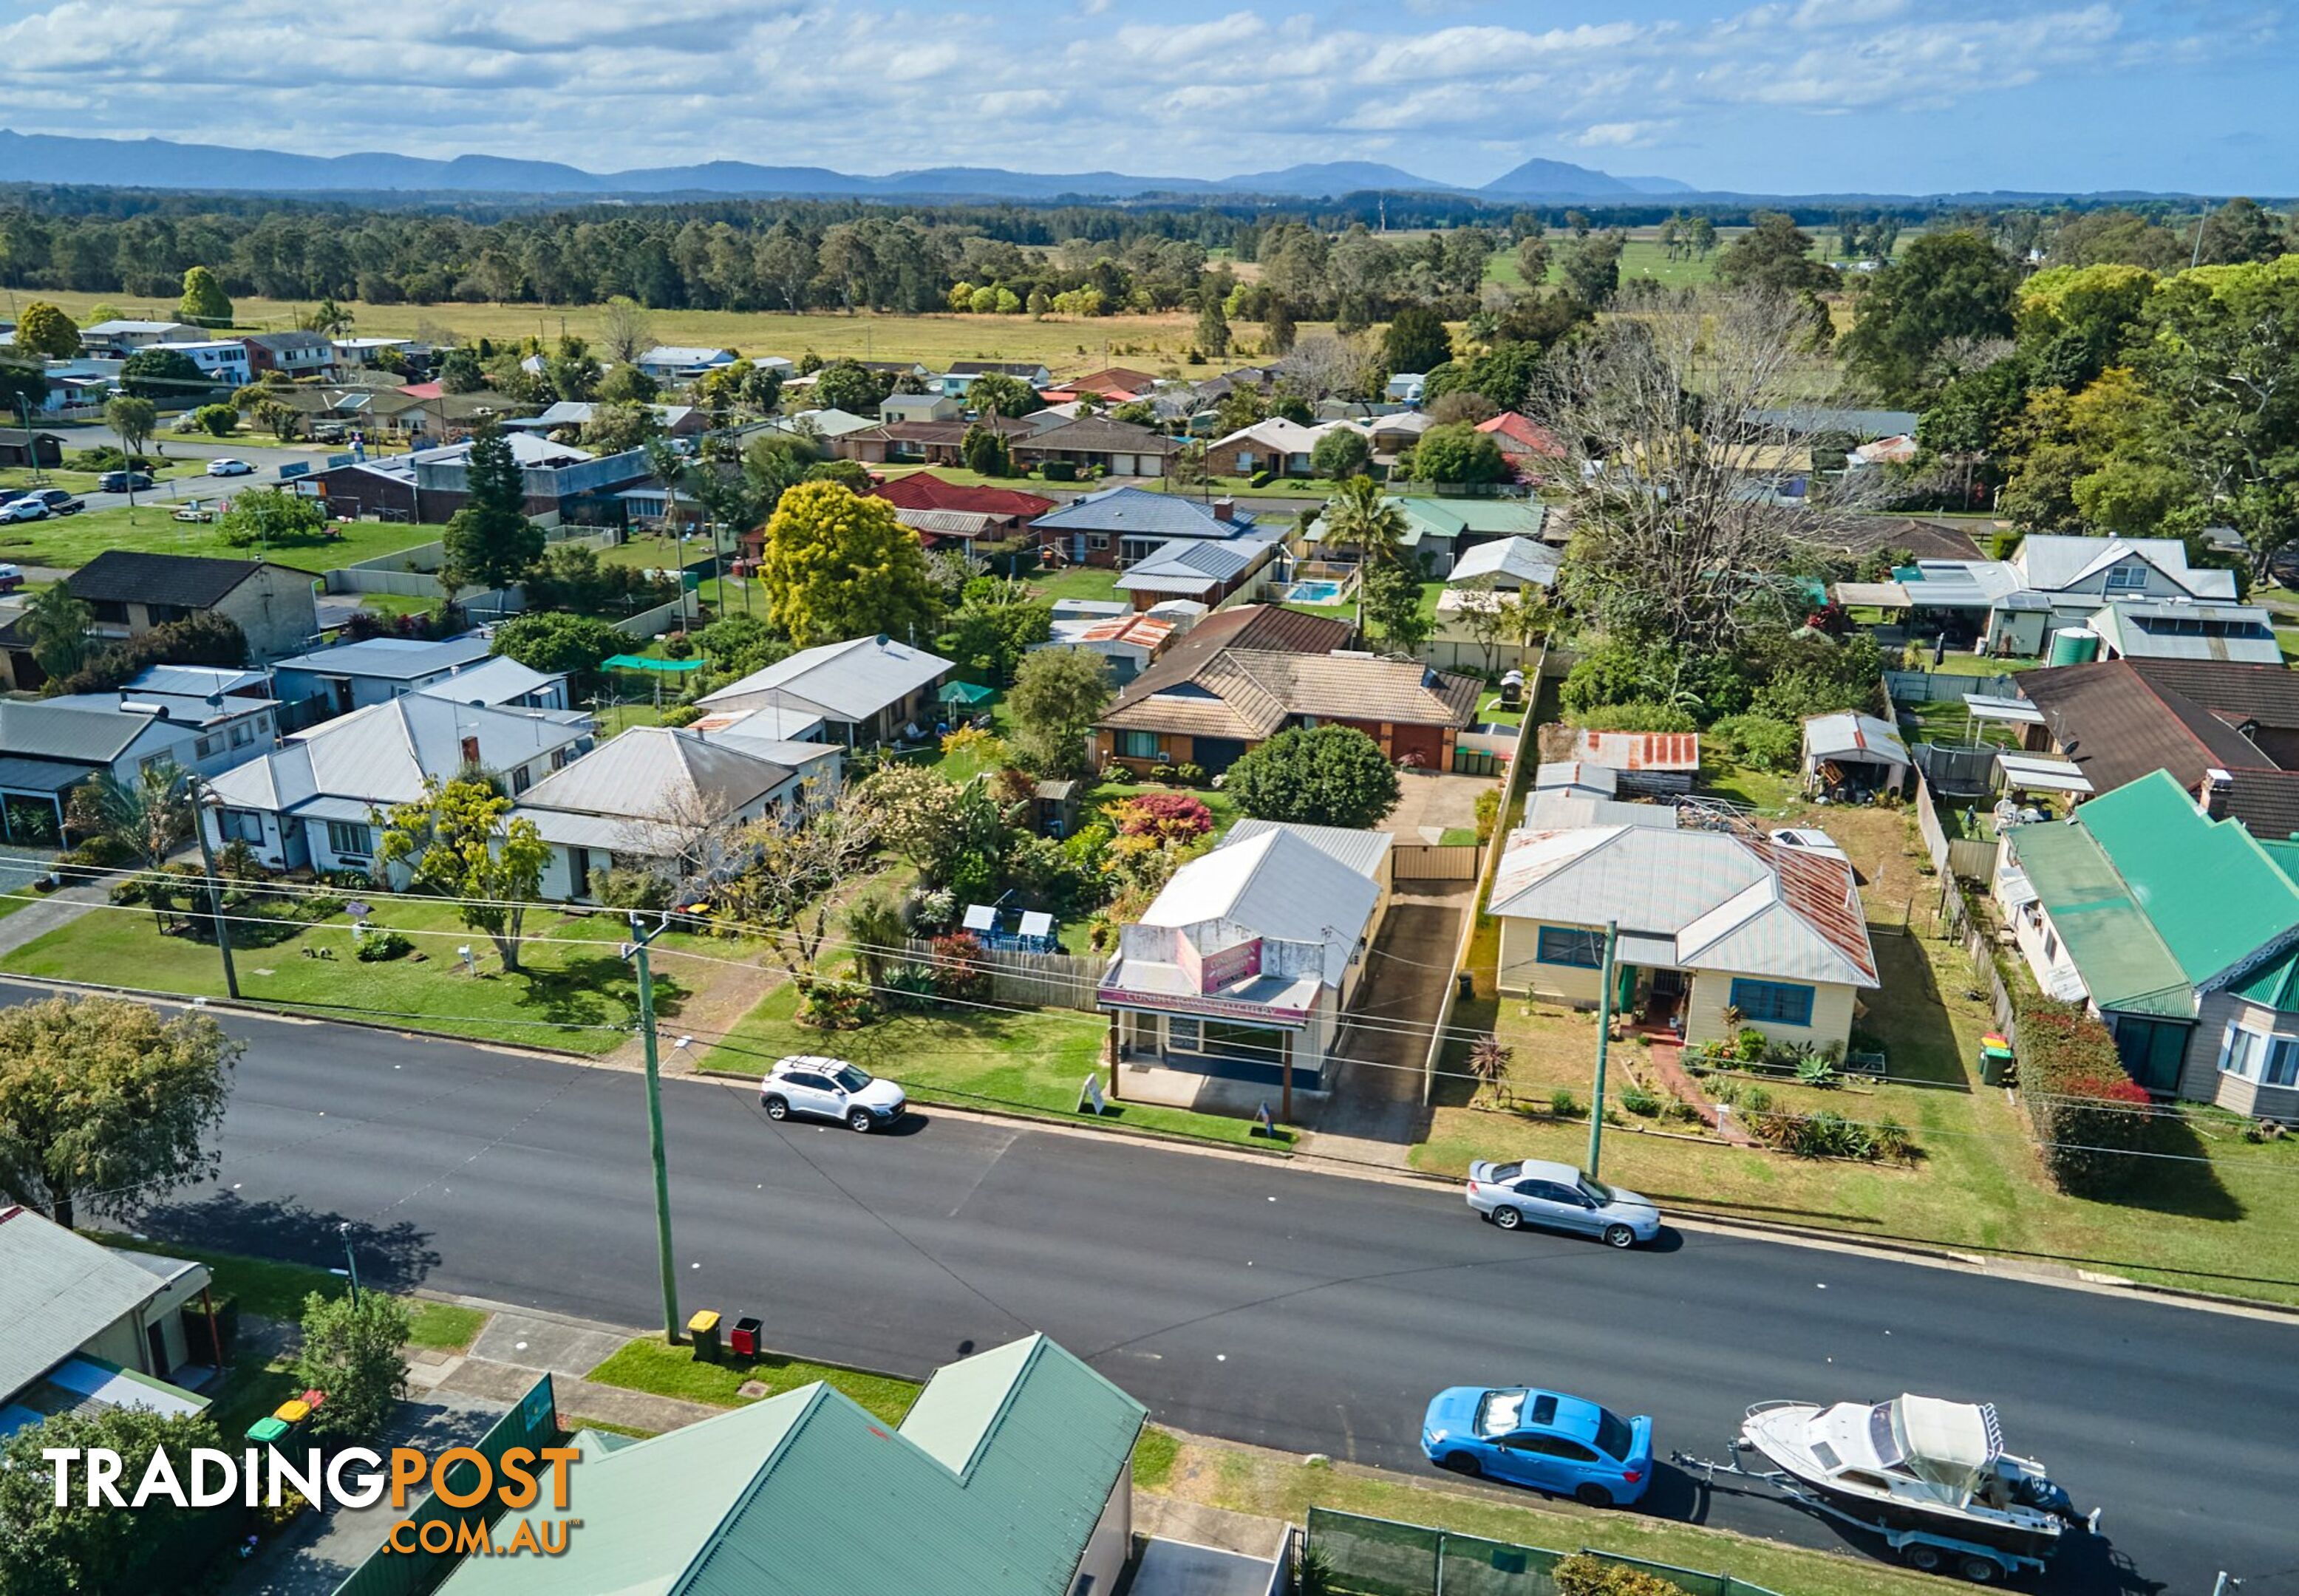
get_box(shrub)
[1226,725,1400,831]
[660,630,695,660]
[1549,1088,1581,1118]
[2017,1000,2153,1195]
[1108,791,1214,842]
[1620,1086,1660,1117]
[352,929,412,962]
[1474,787,1501,842]
[1040,460,1078,482]
[593,865,670,911]
[1555,1553,1688,1596]
[1571,700,1697,734]
[794,975,873,1029]
[1741,1084,1774,1114]
[929,931,991,1001]
[1149,762,1179,782]
[658,703,704,728]
[883,964,941,1010]
[1171,762,1207,786]
[1709,713,1800,772]
[1794,1052,1839,1089]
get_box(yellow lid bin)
[687,1310,723,1364]
[273,1399,311,1425]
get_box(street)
[16,983,2291,1594]
[32,423,341,512]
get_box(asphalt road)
[27,426,336,512]
[18,985,2292,1594]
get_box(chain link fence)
[1304,1508,1786,1596]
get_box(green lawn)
[0,892,729,1054]
[1023,565,1124,605]
[586,1334,919,1425]
[406,1301,488,1352]
[700,983,1295,1147]
[98,1232,344,1320]
[0,505,445,573]
[1089,777,1244,839]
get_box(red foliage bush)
[929,931,991,1001]
[1108,791,1214,842]
[2017,1000,2154,1195]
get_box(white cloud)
[1567,120,1675,149]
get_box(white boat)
[1735,1394,2082,1578]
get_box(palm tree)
[1319,476,1409,637]
[64,762,195,921]
[21,584,93,681]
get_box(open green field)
[0,503,443,572]
[699,981,1294,1147]
[0,890,749,1054]
[22,290,1278,377]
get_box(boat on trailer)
[1675,1394,2094,1582]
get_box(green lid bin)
[245,1416,290,1445]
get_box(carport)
[0,758,77,845]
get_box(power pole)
[189,781,240,1000]
[626,914,683,1343]
[1587,921,1618,1178]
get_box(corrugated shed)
[1571,730,1702,774]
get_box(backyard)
[1419,781,2299,1306]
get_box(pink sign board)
[1194,937,1264,994]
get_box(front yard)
[0,504,445,572]
[698,982,1293,1149]
[0,890,768,1054]
[1422,777,2299,1306]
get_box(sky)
[0,0,2291,196]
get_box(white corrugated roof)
[413,655,561,706]
[273,634,493,681]
[1447,536,1559,589]
[516,726,794,825]
[1225,819,1394,880]
[1141,828,1382,985]
[1801,711,1910,766]
[0,1207,173,1400]
[208,695,587,814]
[697,635,950,722]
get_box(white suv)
[760,1055,908,1133]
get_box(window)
[1088,534,1110,551]
[2266,1037,2299,1089]
[2226,1025,2299,1088]
[1535,927,1605,969]
[1116,730,1162,761]
[2104,563,2149,592]
[219,809,264,843]
[228,720,254,748]
[1165,1017,1202,1053]
[194,734,223,760]
[1728,978,1816,1028]
[2041,930,2059,963]
[551,747,571,771]
[460,735,481,765]
[511,765,532,795]
[2218,1024,2262,1080]
[326,821,372,859]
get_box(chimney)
[2199,767,2233,819]
[1211,497,1235,522]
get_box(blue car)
[1420,1386,1655,1507]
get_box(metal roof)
[0,1207,174,1401]
[412,655,562,706]
[0,700,151,763]
[207,695,587,814]
[515,726,794,829]
[1570,730,1701,774]
[1962,693,2043,725]
[439,1334,1142,1596]
[1111,536,1278,593]
[1140,827,1383,985]
[273,634,494,681]
[1801,711,1910,767]
[0,757,87,794]
[1031,485,1254,538]
[1225,818,1395,879]
[697,635,951,723]
[65,550,269,609]
[2087,601,2283,664]
[1995,752,2095,794]
[2009,816,2193,1017]
[1446,536,1559,590]
[2015,534,2235,598]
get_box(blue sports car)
[1420,1385,1655,1507]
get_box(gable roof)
[438,1334,1143,1596]
[513,727,792,854]
[696,635,950,721]
[0,700,157,765]
[1490,825,1878,987]
[2014,534,2236,598]
[412,655,563,707]
[66,550,270,609]
[1446,535,1559,588]
[868,472,1054,519]
[1106,604,1350,709]
[205,695,587,816]
[2020,659,2272,797]
[1017,415,1180,457]
[1031,485,1254,538]
[1111,536,1278,596]
[1477,412,1567,456]
[0,1207,174,1401]
[274,634,494,681]
[2126,658,2299,730]
[1142,827,1384,983]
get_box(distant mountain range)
[0,131,1695,202]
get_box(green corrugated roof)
[2075,770,2299,986]
[2015,819,2195,1017]
[438,1334,1145,1596]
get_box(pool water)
[1280,580,1343,604]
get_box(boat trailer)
[1669,1440,2095,1584]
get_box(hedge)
[2017,1000,2154,1196]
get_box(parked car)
[205,458,255,477]
[0,563,23,593]
[1420,1385,1655,1507]
[1465,1158,1660,1247]
[759,1054,907,1133]
[98,471,154,492]
[30,488,85,516]
[0,497,50,523]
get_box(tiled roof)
[67,550,267,608]
[1477,412,1567,456]
[1103,646,1479,739]
[1031,485,1253,538]
[1015,416,1179,456]
[868,473,1053,519]
[2126,659,2299,729]
[1106,604,1348,706]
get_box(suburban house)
[432,1334,1144,1596]
[1386,372,1428,404]
[147,338,251,387]
[684,708,847,785]
[1043,365,1160,403]
[301,434,650,526]
[1423,536,1557,672]
[1032,486,1257,568]
[1205,417,1338,478]
[270,634,497,718]
[412,655,573,714]
[1838,535,2243,657]
[1303,494,1544,573]
[941,358,1052,395]
[201,694,592,876]
[0,1206,217,1440]
[241,329,338,378]
[1477,411,1567,472]
[1490,818,1879,1052]
[331,336,418,369]
[1100,821,1392,1099]
[1011,415,1179,479]
[835,414,1034,468]
[0,696,276,845]
[879,391,963,424]
[2081,598,2282,664]
[1112,535,1282,611]
[513,726,805,901]
[1095,604,1479,776]
[508,400,706,439]
[865,472,1054,556]
[696,634,951,746]
[2015,658,2299,833]
[78,318,204,354]
[66,550,320,662]
[635,345,738,383]
[1995,768,2299,1119]
[1033,611,1176,684]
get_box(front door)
[2112,1015,2191,1095]
[146,1321,170,1379]
[568,847,592,898]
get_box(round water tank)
[2047,627,2099,666]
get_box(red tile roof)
[1477,412,1566,457]
[868,472,1055,519]
[395,381,445,399]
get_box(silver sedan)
[1465,1158,1661,1247]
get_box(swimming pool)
[1277,579,1344,604]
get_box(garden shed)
[1800,712,1911,799]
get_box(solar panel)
[961,904,998,932]
[1018,911,1053,938]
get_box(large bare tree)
[1531,286,1879,652]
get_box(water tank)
[2048,627,2099,667]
